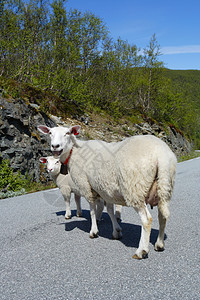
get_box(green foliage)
[0,157,56,197]
[178,151,200,162]
[163,70,200,147]
[0,189,26,199]
[0,159,29,192]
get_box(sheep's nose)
[52,144,60,150]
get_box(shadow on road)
[55,209,167,249]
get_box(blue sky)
[67,0,200,70]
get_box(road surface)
[0,158,199,299]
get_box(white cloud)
[161,45,200,55]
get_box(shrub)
[0,159,29,194]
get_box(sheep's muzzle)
[52,150,63,157]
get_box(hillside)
[163,69,200,145]
[1,0,200,146]
[1,1,199,148]
[165,69,200,85]
[0,83,192,179]
[164,69,200,103]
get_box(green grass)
[25,181,56,194]
[178,151,200,162]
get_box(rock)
[0,96,56,182]
[29,103,40,110]
[80,114,90,125]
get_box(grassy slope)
[164,69,200,105]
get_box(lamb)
[39,156,82,219]
[38,125,177,259]
[39,155,122,238]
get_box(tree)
[136,34,164,113]
[0,0,21,77]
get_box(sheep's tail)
[156,155,177,219]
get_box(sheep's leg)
[154,202,169,251]
[65,204,71,219]
[133,206,152,259]
[74,194,82,217]
[96,199,104,222]
[89,202,99,238]
[60,187,72,219]
[63,195,71,219]
[106,203,122,239]
[115,205,122,221]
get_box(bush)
[0,159,29,194]
[0,189,26,199]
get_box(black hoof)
[154,246,165,252]
[142,250,148,259]
[90,233,99,239]
[132,251,148,260]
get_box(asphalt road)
[0,158,199,300]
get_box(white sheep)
[38,125,177,259]
[39,156,82,219]
[39,155,122,238]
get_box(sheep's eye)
[55,161,59,164]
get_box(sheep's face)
[38,125,80,158]
[40,156,61,176]
[50,127,71,157]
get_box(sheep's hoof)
[76,213,82,218]
[132,250,148,260]
[132,254,142,260]
[154,245,165,252]
[89,233,99,239]
[65,215,71,220]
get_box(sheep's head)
[39,156,61,176]
[37,125,81,158]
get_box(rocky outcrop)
[0,96,56,182]
[120,122,192,156]
[0,95,192,183]
[66,115,192,156]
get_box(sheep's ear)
[39,157,47,164]
[37,125,51,134]
[68,125,81,136]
